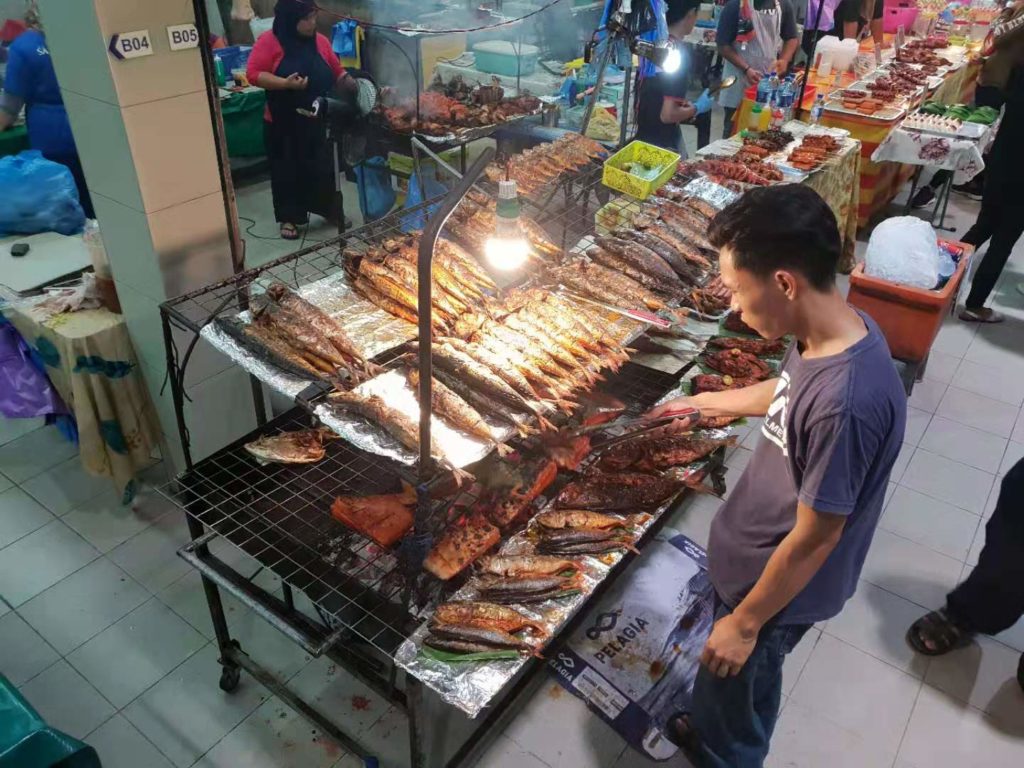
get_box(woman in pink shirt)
[246,0,353,239]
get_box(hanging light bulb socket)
[485,179,529,270]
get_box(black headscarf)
[273,0,317,52]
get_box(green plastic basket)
[602,140,680,200]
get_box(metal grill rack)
[163,407,423,657]
[156,153,729,765]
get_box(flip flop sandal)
[665,713,701,753]
[959,308,1004,323]
[906,609,972,656]
[280,224,300,241]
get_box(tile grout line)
[891,676,927,768]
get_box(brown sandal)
[280,223,300,240]
[959,307,1004,323]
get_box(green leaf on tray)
[419,646,522,663]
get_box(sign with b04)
[167,23,200,51]
[108,29,153,60]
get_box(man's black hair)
[666,0,702,26]
[708,184,841,291]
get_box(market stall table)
[2,301,161,496]
[871,122,989,229]
[818,58,980,228]
[219,86,266,159]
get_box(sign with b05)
[167,23,200,51]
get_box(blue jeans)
[689,601,812,768]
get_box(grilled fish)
[265,283,366,366]
[475,573,582,603]
[427,625,537,654]
[708,336,787,357]
[555,472,685,510]
[432,601,547,636]
[534,510,630,531]
[244,428,335,464]
[330,482,414,547]
[598,436,735,472]
[218,317,323,380]
[613,228,704,284]
[477,555,582,578]
[406,369,511,456]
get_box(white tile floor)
[2,192,1024,767]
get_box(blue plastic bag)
[0,150,85,236]
[354,156,397,222]
[332,20,358,59]
[399,171,448,232]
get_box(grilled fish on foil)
[597,435,736,472]
[476,555,582,578]
[431,601,547,636]
[555,472,685,510]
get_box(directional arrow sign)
[109,29,153,61]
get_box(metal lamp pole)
[411,145,497,562]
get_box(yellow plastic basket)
[602,140,680,200]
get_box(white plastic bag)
[864,216,941,289]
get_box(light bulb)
[484,236,530,270]
[486,178,529,271]
[661,45,682,74]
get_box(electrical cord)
[313,0,569,35]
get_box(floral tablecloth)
[3,303,160,495]
[870,128,986,184]
[801,133,861,272]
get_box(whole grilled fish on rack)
[534,509,632,531]
[423,625,539,656]
[406,368,512,456]
[244,427,337,464]
[327,390,469,480]
[216,317,325,380]
[632,216,713,270]
[691,373,760,394]
[597,435,736,472]
[474,572,584,604]
[536,527,637,556]
[430,342,556,431]
[701,348,773,380]
[594,236,680,285]
[548,261,670,313]
[555,471,685,510]
[432,601,547,636]
[265,283,371,371]
[708,336,787,357]
[477,555,582,579]
[612,228,704,284]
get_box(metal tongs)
[571,406,702,450]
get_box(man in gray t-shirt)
[649,185,906,767]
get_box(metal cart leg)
[160,312,245,692]
[903,167,924,215]
[408,677,428,768]
[931,173,956,232]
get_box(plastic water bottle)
[778,76,794,122]
[213,54,226,87]
[767,72,780,105]
[810,94,825,124]
[756,73,771,104]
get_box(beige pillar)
[37,0,257,469]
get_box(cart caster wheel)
[219,665,241,693]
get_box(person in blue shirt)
[0,3,93,218]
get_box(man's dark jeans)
[689,600,812,768]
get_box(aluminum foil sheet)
[680,176,740,211]
[396,428,730,717]
[313,369,529,470]
[198,272,417,401]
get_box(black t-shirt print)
[636,67,689,150]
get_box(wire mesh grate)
[160,407,429,657]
